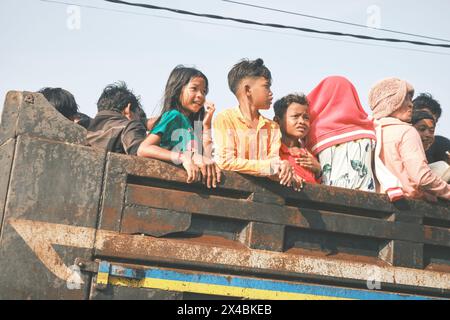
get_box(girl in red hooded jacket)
[307,76,377,191]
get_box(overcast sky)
[1,0,449,137]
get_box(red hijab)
[306,76,376,155]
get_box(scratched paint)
[8,218,450,293]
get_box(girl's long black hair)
[156,65,209,127]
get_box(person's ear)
[244,84,252,97]
[122,103,133,120]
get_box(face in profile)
[247,77,273,110]
[279,103,310,140]
[392,92,414,123]
[413,118,435,151]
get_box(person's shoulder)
[434,135,450,145]
[214,107,238,125]
[157,109,188,127]
[401,124,422,141]
[261,115,280,130]
[215,107,236,119]
[161,109,184,120]
[89,111,128,130]
[124,119,147,135]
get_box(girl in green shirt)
[138,66,221,188]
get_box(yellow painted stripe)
[97,272,110,285]
[108,276,351,300]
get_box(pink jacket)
[377,117,450,201]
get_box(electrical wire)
[222,0,450,43]
[101,0,450,48]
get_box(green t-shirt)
[151,109,199,152]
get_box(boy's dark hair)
[412,110,436,126]
[97,81,141,113]
[134,107,148,128]
[413,93,442,121]
[228,58,272,95]
[274,93,309,119]
[160,65,209,123]
[38,87,79,120]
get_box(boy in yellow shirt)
[213,58,298,188]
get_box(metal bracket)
[74,258,99,273]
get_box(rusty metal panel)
[241,222,285,252]
[93,230,450,295]
[0,135,105,299]
[121,205,191,237]
[108,152,273,194]
[380,240,424,269]
[0,92,21,146]
[400,198,449,222]
[0,139,15,233]
[1,91,86,146]
[89,277,184,300]
[126,184,429,243]
[285,227,381,258]
[423,226,450,247]
[99,153,127,232]
[266,181,396,214]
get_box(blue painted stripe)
[110,264,144,279]
[107,265,434,300]
[98,261,110,274]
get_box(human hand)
[278,160,293,187]
[292,175,304,192]
[202,101,216,130]
[192,154,221,188]
[181,153,200,184]
[295,150,321,174]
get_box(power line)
[100,0,450,49]
[38,0,450,57]
[222,0,450,43]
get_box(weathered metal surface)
[423,226,450,249]
[0,92,21,146]
[121,205,191,237]
[93,228,450,294]
[241,222,285,252]
[0,138,15,234]
[99,154,127,232]
[7,218,450,296]
[285,227,380,258]
[90,276,184,300]
[0,135,105,299]
[265,180,396,215]
[108,152,277,195]
[247,191,285,206]
[1,91,86,145]
[93,261,440,300]
[124,184,448,246]
[380,240,424,269]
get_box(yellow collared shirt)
[213,107,281,176]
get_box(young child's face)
[279,103,310,140]
[247,77,273,110]
[413,119,435,151]
[180,76,207,114]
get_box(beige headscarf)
[368,78,414,120]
